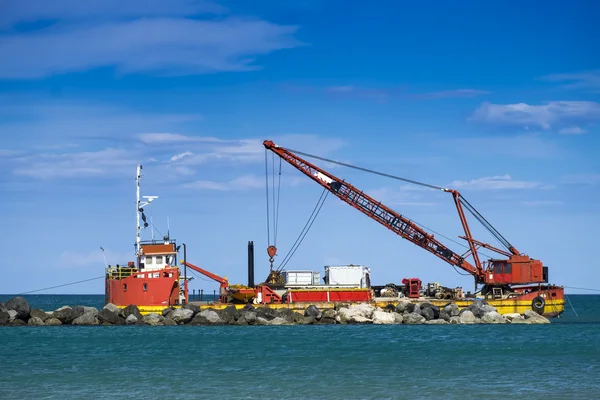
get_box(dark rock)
[125,315,138,325]
[5,297,31,320]
[0,310,10,325]
[234,318,249,326]
[162,317,177,326]
[304,305,322,320]
[121,305,143,321]
[162,307,175,317]
[321,309,337,320]
[403,312,426,324]
[221,305,241,324]
[10,318,27,326]
[292,312,305,324]
[53,306,72,323]
[275,308,295,323]
[403,302,416,314]
[302,316,318,324]
[333,302,351,311]
[463,300,487,318]
[0,302,5,312]
[68,306,86,323]
[440,304,460,321]
[242,304,255,312]
[30,308,50,322]
[73,311,99,325]
[256,307,277,321]
[419,303,440,320]
[182,303,201,315]
[98,308,126,325]
[241,311,257,325]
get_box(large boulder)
[403,312,425,324]
[73,311,99,325]
[191,310,224,325]
[30,308,50,322]
[98,308,125,325]
[459,310,477,324]
[169,308,194,324]
[45,317,62,326]
[0,310,10,325]
[125,315,138,325]
[304,305,322,320]
[463,300,487,318]
[52,306,73,323]
[142,313,163,326]
[481,311,507,324]
[220,306,241,324]
[523,310,550,324]
[5,297,31,320]
[103,303,121,314]
[419,303,440,321]
[182,303,201,315]
[121,305,143,321]
[372,310,395,324]
[440,304,460,321]
[28,317,45,326]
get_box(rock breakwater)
[0,297,551,326]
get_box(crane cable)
[265,151,283,248]
[276,188,329,272]
[281,145,513,256]
[17,276,105,295]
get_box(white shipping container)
[283,270,320,285]
[324,265,371,288]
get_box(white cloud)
[13,148,137,179]
[0,17,302,78]
[0,0,227,28]
[560,173,600,185]
[182,174,264,190]
[559,126,587,135]
[137,133,228,144]
[412,89,490,99]
[170,151,194,162]
[469,101,600,130]
[441,134,560,159]
[541,70,600,93]
[448,175,541,190]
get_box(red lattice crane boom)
[263,140,547,288]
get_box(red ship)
[104,165,188,313]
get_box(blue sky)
[0,0,598,295]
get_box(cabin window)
[123,283,127,291]
[552,292,556,297]
[156,255,163,264]
[143,283,148,291]
[145,256,153,265]
[494,263,503,274]
[504,263,512,274]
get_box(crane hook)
[267,245,277,269]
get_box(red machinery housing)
[402,278,422,298]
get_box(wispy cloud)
[469,101,600,131]
[283,83,489,102]
[558,126,587,135]
[409,89,490,99]
[0,3,302,78]
[540,70,600,93]
[448,175,542,190]
[137,133,229,144]
[13,148,138,179]
[182,174,264,190]
[560,173,600,186]
[0,0,227,28]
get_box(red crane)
[263,140,547,292]
[180,261,229,303]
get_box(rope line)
[17,276,105,295]
[264,149,271,246]
[282,146,444,191]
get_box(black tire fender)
[532,296,545,313]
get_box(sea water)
[1,294,599,399]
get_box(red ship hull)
[105,267,186,308]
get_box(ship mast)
[135,164,158,258]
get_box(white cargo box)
[324,265,371,288]
[283,270,321,286]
